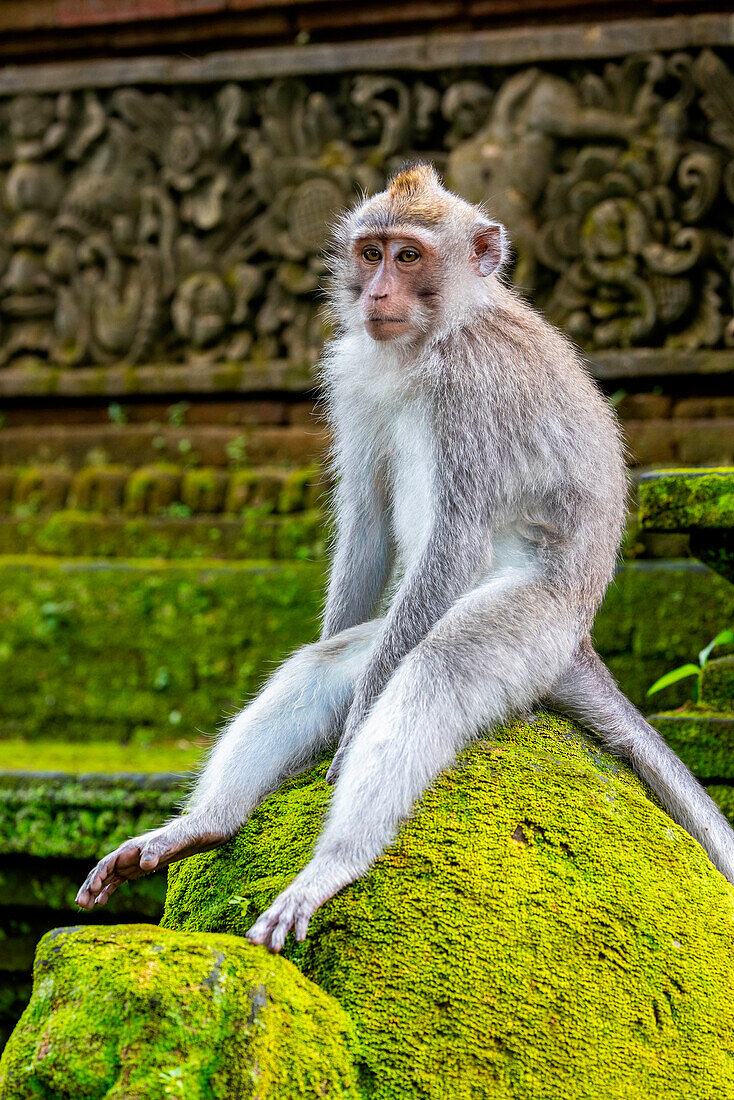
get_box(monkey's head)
[329,163,508,344]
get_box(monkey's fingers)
[75,840,146,909]
[93,875,124,907]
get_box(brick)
[675,420,734,466]
[616,393,673,420]
[673,398,734,419]
[619,421,676,466]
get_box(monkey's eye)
[397,248,420,263]
[362,247,381,263]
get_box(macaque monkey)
[76,165,734,951]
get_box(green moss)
[0,924,360,1099]
[639,468,734,531]
[648,710,734,779]
[0,737,203,773]
[0,510,327,560]
[162,714,734,1099]
[0,772,182,858]
[0,556,325,742]
[699,655,734,711]
[125,465,183,515]
[0,558,732,748]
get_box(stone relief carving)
[0,48,733,368]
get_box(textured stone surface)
[0,925,360,1100]
[163,715,734,1099]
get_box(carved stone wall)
[1,45,734,371]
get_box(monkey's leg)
[546,641,734,884]
[75,622,379,910]
[247,579,580,951]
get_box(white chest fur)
[384,400,434,571]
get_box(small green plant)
[647,629,734,701]
[225,434,247,466]
[108,402,128,425]
[167,401,190,427]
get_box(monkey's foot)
[75,819,227,910]
[246,862,351,953]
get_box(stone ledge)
[0,14,732,94]
[2,351,733,400]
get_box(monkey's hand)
[75,818,227,910]
[246,859,351,953]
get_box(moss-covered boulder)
[164,714,734,1100]
[0,924,360,1100]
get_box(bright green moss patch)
[638,468,734,531]
[0,737,204,773]
[0,556,324,742]
[164,714,734,1100]
[0,924,360,1100]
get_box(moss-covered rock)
[648,709,734,780]
[638,468,734,531]
[0,924,360,1100]
[699,655,734,711]
[163,714,734,1100]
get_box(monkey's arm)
[320,436,391,640]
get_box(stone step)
[700,657,734,712]
[0,510,327,560]
[0,398,318,430]
[649,711,734,781]
[0,423,328,468]
[0,769,183,861]
[0,462,329,515]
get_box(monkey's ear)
[471,221,507,277]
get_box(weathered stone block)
[13,468,71,513]
[69,465,131,511]
[0,925,360,1100]
[180,467,229,514]
[125,464,182,515]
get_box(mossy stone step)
[638,468,734,530]
[638,468,734,583]
[699,655,734,711]
[0,770,183,860]
[163,715,734,1100]
[0,423,327,469]
[0,510,327,560]
[0,925,360,1100]
[0,462,328,516]
[648,711,734,780]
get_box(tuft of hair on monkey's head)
[324,160,511,339]
[335,160,509,273]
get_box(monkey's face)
[352,233,440,343]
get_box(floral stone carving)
[0,48,733,369]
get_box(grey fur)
[75,169,734,948]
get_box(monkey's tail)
[545,640,734,885]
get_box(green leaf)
[699,629,734,668]
[647,664,700,696]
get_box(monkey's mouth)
[366,316,407,324]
